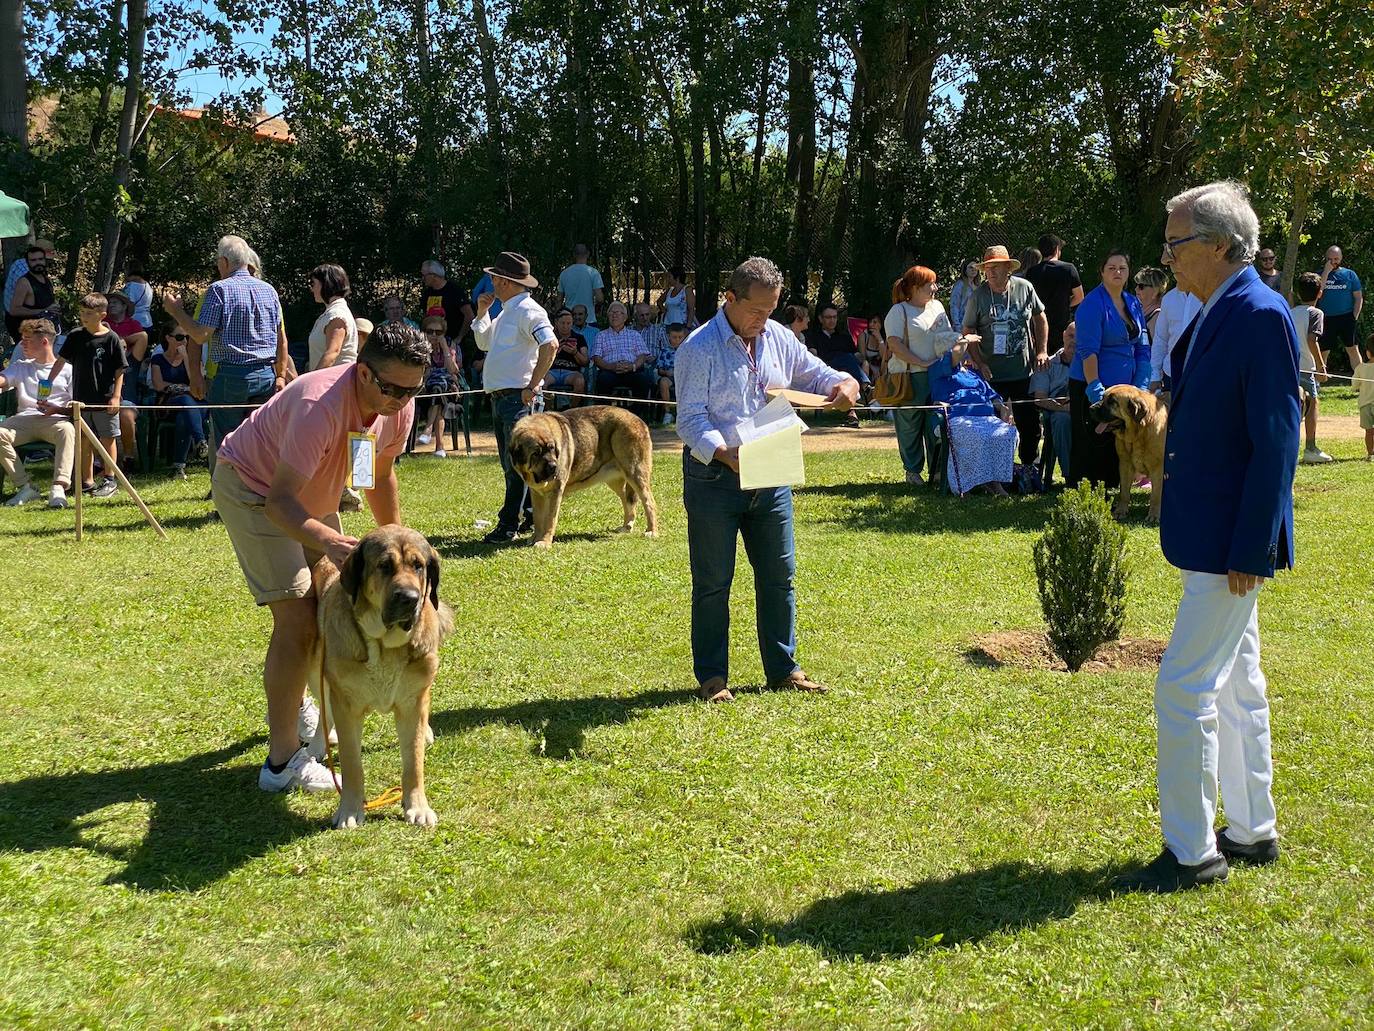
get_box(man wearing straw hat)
[962,245,1050,492]
[472,251,558,544]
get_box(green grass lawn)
[2,440,1373,1028]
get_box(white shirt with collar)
[1150,288,1203,384]
[472,291,557,391]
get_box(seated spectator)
[543,308,589,406]
[0,318,76,508]
[121,260,155,330]
[805,302,868,424]
[356,318,373,350]
[381,293,420,330]
[632,302,668,366]
[49,293,127,498]
[106,291,149,471]
[416,315,461,458]
[149,325,209,480]
[857,314,885,382]
[6,243,61,339]
[656,322,687,428]
[928,338,1017,497]
[1031,320,1076,488]
[782,303,809,343]
[1291,272,1332,464]
[571,303,600,352]
[591,301,655,403]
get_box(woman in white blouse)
[884,265,965,487]
[307,263,358,371]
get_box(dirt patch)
[965,630,1165,673]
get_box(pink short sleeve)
[279,397,341,482]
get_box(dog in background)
[309,525,453,829]
[1090,384,1168,522]
[508,405,659,549]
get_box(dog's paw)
[644,529,659,539]
[614,524,633,534]
[533,539,553,550]
[425,723,435,746]
[404,803,439,829]
[331,805,367,830]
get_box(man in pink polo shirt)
[213,322,427,794]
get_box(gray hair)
[1165,180,1260,264]
[728,256,783,300]
[421,259,445,277]
[215,234,256,269]
[607,300,628,315]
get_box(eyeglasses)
[424,328,445,335]
[365,364,425,399]
[1162,233,1203,259]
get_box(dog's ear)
[426,544,441,611]
[339,538,367,605]
[1127,395,1147,424]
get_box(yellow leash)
[318,632,404,812]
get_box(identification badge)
[347,432,377,490]
[992,319,1010,356]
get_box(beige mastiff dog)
[508,405,659,548]
[309,525,453,829]
[1090,384,1168,523]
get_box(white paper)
[735,393,807,445]
[736,395,808,489]
[349,435,376,489]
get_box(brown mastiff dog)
[1090,384,1168,522]
[508,405,659,549]
[309,525,453,829]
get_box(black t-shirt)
[551,331,588,371]
[420,281,472,326]
[1024,259,1082,349]
[60,327,129,403]
[804,326,854,357]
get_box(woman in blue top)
[1069,249,1151,488]
[928,338,1017,496]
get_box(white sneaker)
[4,483,40,507]
[416,433,432,446]
[298,697,320,742]
[258,747,339,794]
[48,484,68,509]
[171,464,187,481]
[1301,447,1334,465]
[432,448,447,459]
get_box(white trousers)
[1155,569,1277,866]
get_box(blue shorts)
[1299,371,1318,399]
[545,368,583,388]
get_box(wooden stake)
[76,412,167,540]
[72,402,83,541]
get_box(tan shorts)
[212,461,340,605]
[1362,403,1374,431]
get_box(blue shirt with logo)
[1318,266,1362,317]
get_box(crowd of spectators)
[2,229,1368,510]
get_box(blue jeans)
[682,449,798,687]
[824,351,870,387]
[207,362,275,473]
[165,394,207,465]
[490,390,533,530]
[1044,410,1072,483]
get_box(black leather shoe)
[1112,847,1228,894]
[1216,827,1279,866]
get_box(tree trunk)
[819,73,864,308]
[471,0,512,216]
[414,0,440,251]
[784,13,817,300]
[686,0,713,315]
[0,0,25,151]
[743,65,770,254]
[96,0,145,292]
[299,0,314,74]
[706,110,725,276]
[61,0,125,289]
[1280,171,1310,305]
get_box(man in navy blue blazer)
[1115,181,1301,894]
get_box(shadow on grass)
[687,860,1115,959]
[430,528,648,561]
[432,687,700,759]
[0,509,219,539]
[795,481,1060,535]
[0,737,320,892]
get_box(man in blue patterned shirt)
[675,257,859,703]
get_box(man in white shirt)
[557,244,605,320]
[0,318,75,508]
[1148,283,1203,402]
[472,252,558,544]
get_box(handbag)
[873,305,915,407]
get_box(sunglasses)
[171,333,189,341]
[366,363,425,399]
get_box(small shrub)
[1032,481,1130,671]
